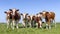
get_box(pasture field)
[0,23,60,34]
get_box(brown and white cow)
[30,14,42,28]
[40,11,56,29]
[4,8,21,29]
[35,13,42,28]
[9,8,21,29]
[30,15,36,27]
[21,13,31,27]
[4,10,12,29]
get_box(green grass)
[0,23,60,34]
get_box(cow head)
[30,15,36,20]
[39,11,48,18]
[4,11,12,18]
[21,13,28,19]
[36,13,42,18]
[9,8,19,15]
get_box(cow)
[35,13,42,28]
[9,8,21,29]
[30,14,42,28]
[30,15,36,27]
[21,13,31,28]
[40,11,56,29]
[4,11,12,29]
[5,8,21,29]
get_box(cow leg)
[16,20,19,29]
[28,21,31,27]
[10,19,12,28]
[7,19,10,29]
[25,20,28,28]
[46,23,48,29]
[22,21,25,27]
[39,21,42,28]
[10,22,13,29]
[49,25,51,29]
[31,20,34,27]
[12,20,15,30]
[38,22,40,28]
[53,19,56,28]
[31,20,33,27]
[33,21,34,27]
[48,20,51,29]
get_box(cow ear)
[21,13,23,15]
[26,13,28,15]
[39,12,42,14]
[9,9,12,11]
[36,13,38,15]
[4,11,7,13]
[16,9,19,11]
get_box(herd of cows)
[4,8,56,30]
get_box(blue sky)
[0,0,60,22]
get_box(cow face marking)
[23,14,26,18]
[30,15,33,20]
[21,13,28,19]
[12,9,16,15]
[43,12,46,15]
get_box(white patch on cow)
[22,21,25,27]
[39,21,42,28]
[12,9,16,15]
[30,15,33,20]
[49,25,51,29]
[23,14,26,18]
[43,12,46,15]
[22,14,26,18]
